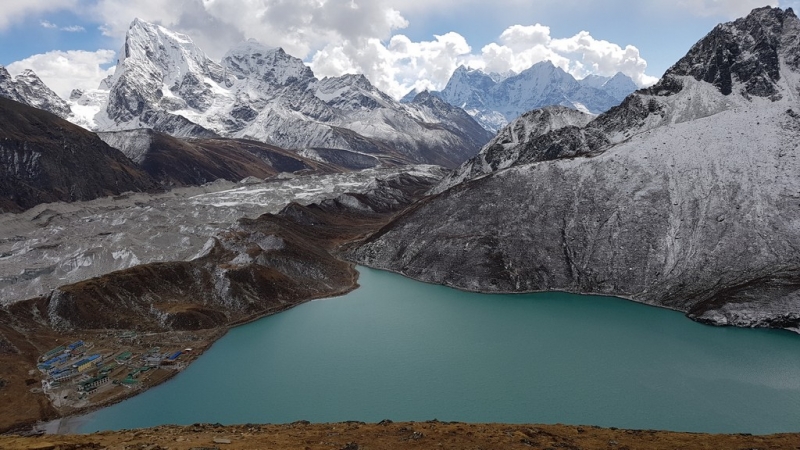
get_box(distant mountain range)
[0,18,644,168]
[60,19,491,168]
[402,63,638,132]
[0,17,644,213]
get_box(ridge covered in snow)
[63,19,491,168]
[438,6,800,191]
[0,66,72,118]
[420,63,638,132]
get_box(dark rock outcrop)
[667,6,797,98]
[97,129,347,186]
[0,97,157,213]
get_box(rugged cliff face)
[0,97,157,213]
[350,7,800,330]
[0,67,71,119]
[435,106,594,192]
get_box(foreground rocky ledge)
[3,421,800,449]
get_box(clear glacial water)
[76,267,800,434]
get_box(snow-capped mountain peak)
[434,62,636,132]
[578,74,610,89]
[223,40,313,86]
[599,72,639,101]
[115,18,225,89]
[313,73,396,111]
[437,6,800,192]
[0,65,71,118]
[2,18,491,167]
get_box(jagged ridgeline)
[57,20,492,168]
[351,6,800,331]
[404,63,638,132]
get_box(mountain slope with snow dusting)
[351,6,800,331]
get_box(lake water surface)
[77,267,800,434]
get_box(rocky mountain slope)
[413,63,637,132]
[351,6,800,331]
[0,66,71,119]
[68,20,491,168]
[0,97,157,213]
[435,105,594,191]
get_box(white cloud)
[6,50,116,98]
[88,0,409,61]
[41,20,86,32]
[6,1,662,101]
[0,0,78,30]
[312,31,475,98]
[310,22,658,99]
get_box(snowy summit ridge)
[64,19,492,168]
[0,66,72,118]
[414,62,638,132]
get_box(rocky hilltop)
[351,6,800,330]
[435,105,594,191]
[0,97,157,213]
[68,20,492,168]
[96,129,351,186]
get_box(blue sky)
[2,1,799,99]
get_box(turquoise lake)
[76,267,800,434]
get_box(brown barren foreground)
[2,421,800,450]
